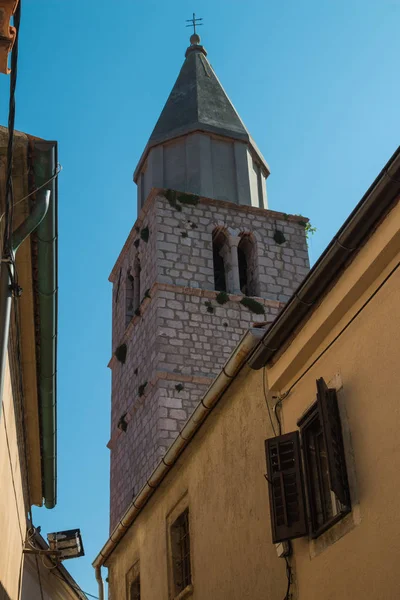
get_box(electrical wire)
[272,259,400,415]
[3,6,55,600]
[50,570,100,599]
[12,290,45,600]
[1,399,24,542]
[0,164,62,226]
[263,365,276,436]
[283,555,292,600]
[5,6,44,596]
[3,0,20,257]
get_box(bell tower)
[108,33,310,530]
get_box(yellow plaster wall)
[263,204,400,599]
[106,367,286,600]
[0,359,27,600]
[275,262,400,599]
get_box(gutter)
[32,141,58,509]
[248,146,400,370]
[0,192,50,416]
[92,327,265,591]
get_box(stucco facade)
[96,149,400,599]
[262,187,400,599]
[0,129,43,599]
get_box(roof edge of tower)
[133,127,270,183]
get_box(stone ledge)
[107,370,213,449]
[108,282,284,367]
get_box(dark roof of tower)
[134,39,269,181]
[149,44,249,145]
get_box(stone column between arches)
[228,235,242,294]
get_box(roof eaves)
[247,145,400,370]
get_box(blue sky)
[1,0,399,596]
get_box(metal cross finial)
[186,12,203,35]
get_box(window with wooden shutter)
[317,378,350,506]
[265,431,307,543]
[298,378,351,536]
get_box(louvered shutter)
[265,432,307,543]
[317,377,350,505]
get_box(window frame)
[265,378,352,543]
[170,508,192,598]
[125,560,140,600]
[129,575,141,600]
[166,495,194,600]
[298,402,351,538]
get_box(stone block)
[169,409,188,420]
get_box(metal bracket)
[23,548,61,558]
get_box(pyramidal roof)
[134,36,269,180]
[149,41,249,144]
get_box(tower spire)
[134,27,270,209]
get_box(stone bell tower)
[108,33,310,530]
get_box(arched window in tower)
[125,257,141,327]
[212,228,229,292]
[133,255,141,313]
[125,268,135,326]
[238,234,258,296]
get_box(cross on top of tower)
[186,12,203,35]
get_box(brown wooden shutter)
[317,377,350,505]
[265,432,307,543]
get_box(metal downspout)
[33,141,58,509]
[95,567,104,600]
[0,191,51,416]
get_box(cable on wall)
[262,365,277,436]
[271,259,400,411]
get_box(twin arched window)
[212,229,258,296]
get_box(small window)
[265,378,351,543]
[133,255,141,313]
[126,560,140,600]
[125,268,135,326]
[170,508,192,596]
[130,575,140,600]
[212,228,229,292]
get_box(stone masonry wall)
[154,194,309,302]
[108,189,310,531]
